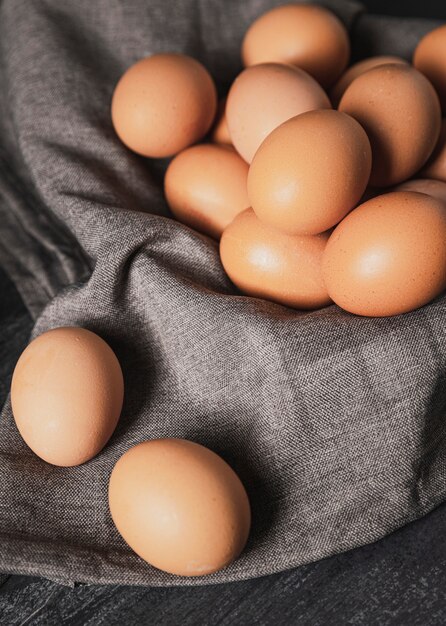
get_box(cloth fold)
[0,0,445,587]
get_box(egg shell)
[220,208,331,310]
[11,327,124,467]
[421,119,446,182]
[247,109,372,236]
[393,178,446,205]
[242,4,350,88]
[330,55,408,107]
[211,98,232,145]
[108,439,251,577]
[165,144,249,239]
[111,53,217,158]
[414,24,446,112]
[226,63,331,163]
[339,63,441,187]
[322,192,446,317]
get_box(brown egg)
[165,144,249,239]
[322,192,446,317]
[414,24,446,112]
[220,208,331,310]
[422,119,446,182]
[339,64,441,187]
[242,4,349,88]
[226,63,331,163]
[330,55,408,107]
[211,98,232,145]
[111,54,217,158]
[393,178,446,205]
[247,110,371,236]
[11,327,124,467]
[109,439,251,577]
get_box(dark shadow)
[181,415,284,555]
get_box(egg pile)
[112,3,446,318]
[10,4,446,581]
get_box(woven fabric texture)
[0,0,444,586]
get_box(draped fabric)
[0,0,444,586]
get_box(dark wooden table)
[2,2,446,623]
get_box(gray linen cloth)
[0,0,444,587]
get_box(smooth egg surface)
[241,4,350,87]
[322,192,446,317]
[11,327,124,466]
[111,53,217,158]
[220,208,332,310]
[393,178,446,205]
[414,24,446,112]
[165,144,249,239]
[226,63,331,163]
[247,109,371,235]
[339,63,441,187]
[330,55,408,106]
[108,439,251,577]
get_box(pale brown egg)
[421,119,446,182]
[330,55,408,106]
[247,110,371,236]
[111,53,217,158]
[109,439,251,577]
[393,178,446,205]
[226,63,331,163]
[322,192,446,317]
[11,327,124,467]
[339,64,441,187]
[242,4,350,88]
[220,208,331,310]
[211,98,232,145]
[414,24,446,112]
[165,144,249,239]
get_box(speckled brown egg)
[226,63,330,163]
[414,24,446,112]
[330,55,408,106]
[11,327,124,466]
[339,63,441,187]
[322,192,446,317]
[165,144,249,239]
[111,53,217,158]
[242,4,350,88]
[247,109,371,235]
[393,178,446,205]
[109,439,251,577]
[422,119,446,182]
[220,208,331,310]
[211,98,232,145]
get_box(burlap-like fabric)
[0,0,444,586]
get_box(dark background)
[1,1,446,625]
[365,1,446,19]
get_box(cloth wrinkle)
[0,0,444,587]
